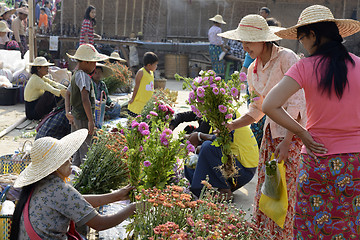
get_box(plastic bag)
[261,154,281,200]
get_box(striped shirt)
[79,19,94,45]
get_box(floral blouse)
[18,175,97,239]
[247,45,307,139]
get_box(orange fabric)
[38,13,48,27]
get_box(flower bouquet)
[175,70,248,178]
[128,180,270,239]
[103,62,133,94]
[74,129,130,194]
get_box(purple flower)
[120,129,124,134]
[143,160,151,167]
[191,105,197,113]
[141,130,150,136]
[138,122,149,133]
[239,72,247,82]
[225,113,233,119]
[212,87,219,95]
[161,138,169,146]
[253,97,260,101]
[194,110,202,118]
[230,87,239,97]
[209,76,214,84]
[189,91,196,100]
[139,145,143,152]
[214,76,221,82]
[203,77,209,82]
[149,111,158,116]
[218,105,227,113]
[162,128,173,137]
[159,104,167,112]
[131,121,139,129]
[122,146,128,152]
[220,88,226,95]
[241,84,247,90]
[146,115,151,119]
[165,115,169,120]
[228,100,233,104]
[210,83,217,88]
[196,87,205,98]
[186,144,195,153]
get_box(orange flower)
[180,194,191,202]
[135,195,141,201]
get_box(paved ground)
[0,78,257,219]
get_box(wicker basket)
[0,186,11,240]
[0,155,31,175]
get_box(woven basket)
[0,155,31,175]
[0,186,11,240]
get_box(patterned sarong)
[209,44,224,76]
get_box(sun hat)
[96,63,114,78]
[218,14,284,42]
[275,5,360,40]
[17,7,28,15]
[28,56,54,67]
[66,44,109,62]
[209,14,226,25]
[0,21,12,33]
[14,129,88,188]
[0,5,16,17]
[109,52,126,62]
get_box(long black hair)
[84,5,96,26]
[10,183,37,240]
[297,21,355,100]
[30,66,39,75]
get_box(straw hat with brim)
[14,129,88,188]
[109,52,126,63]
[209,14,226,24]
[17,7,28,15]
[0,5,16,17]
[218,14,284,42]
[67,44,109,62]
[96,63,114,78]
[0,21,12,33]
[276,5,360,40]
[28,57,54,67]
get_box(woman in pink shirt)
[220,15,306,239]
[263,5,360,239]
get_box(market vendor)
[92,63,121,120]
[109,51,127,64]
[184,113,259,201]
[10,129,138,239]
[24,57,67,120]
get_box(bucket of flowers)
[175,70,251,179]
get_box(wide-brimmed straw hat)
[0,5,16,17]
[14,129,88,188]
[17,7,28,15]
[209,14,226,24]
[109,52,126,62]
[276,5,360,39]
[0,21,12,33]
[67,44,109,62]
[28,56,54,67]
[218,14,284,42]
[96,63,114,78]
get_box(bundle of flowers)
[103,61,133,94]
[116,113,194,192]
[140,89,177,121]
[74,129,130,194]
[175,70,248,178]
[128,181,269,239]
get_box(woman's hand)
[66,112,75,125]
[297,130,327,157]
[226,122,235,132]
[112,185,135,201]
[274,139,291,163]
[185,132,200,147]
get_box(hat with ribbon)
[218,14,284,42]
[275,5,360,39]
[14,129,88,188]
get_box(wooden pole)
[101,0,105,36]
[28,0,35,62]
[343,0,347,18]
[131,0,136,33]
[140,0,145,35]
[60,0,64,35]
[74,0,77,30]
[115,0,119,36]
[198,1,201,37]
[123,0,128,36]
[0,116,27,139]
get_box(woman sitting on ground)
[10,129,138,239]
[24,57,67,120]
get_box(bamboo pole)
[28,0,35,62]
[131,0,136,33]
[74,0,76,30]
[140,0,145,35]
[343,0,347,18]
[101,0,105,36]
[60,0,64,35]
[123,0,128,36]
[115,0,119,36]
[0,117,27,139]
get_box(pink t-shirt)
[286,54,360,155]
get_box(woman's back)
[286,53,360,155]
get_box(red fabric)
[24,190,42,240]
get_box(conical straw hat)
[66,44,109,62]
[96,63,114,78]
[276,5,360,39]
[14,129,88,188]
[109,52,126,62]
[218,14,284,42]
[209,14,226,24]
[0,5,16,17]
[28,56,54,66]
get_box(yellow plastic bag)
[259,155,288,228]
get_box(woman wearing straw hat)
[0,20,12,49]
[10,129,138,239]
[109,51,127,64]
[24,57,67,120]
[221,15,306,239]
[262,5,360,239]
[208,14,226,77]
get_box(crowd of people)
[0,2,359,240]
